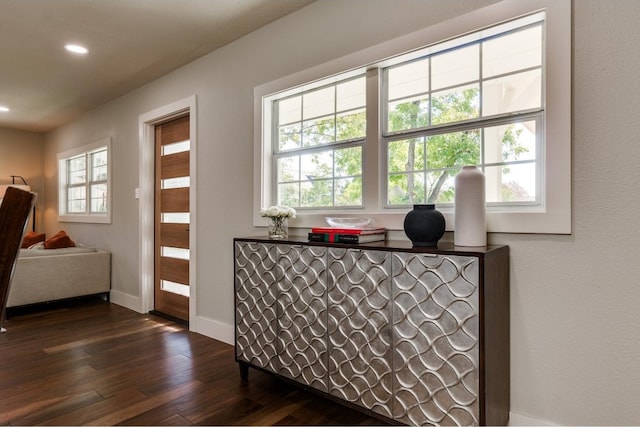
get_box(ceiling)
[0,0,315,133]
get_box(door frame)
[139,96,197,326]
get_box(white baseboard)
[109,293,553,426]
[509,411,555,426]
[109,291,233,345]
[108,290,144,313]
[190,314,234,345]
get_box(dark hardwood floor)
[0,298,388,426]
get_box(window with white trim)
[383,18,542,207]
[256,0,571,234]
[58,138,111,223]
[275,75,366,208]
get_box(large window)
[384,19,542,207]
[58,138,111,223]
[275,76,366,208]
[255,0,571,234]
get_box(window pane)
[335,146,362,177]
[335,177,362,206]
[301,150,333,179]
[337,77,365,112]
[336,109,365,141]
[69,169,86,185]
[303,86,334,120]
[388,95,429,132]
[483,25,542,78]
[388,58,429,101]
[161,280,190,297]
[161,246,189,260]
[386,130,481,206]
[162,176,190,189]
[162,140,190,155]
[425,169,456,203]
[301,179,333,207]
[68,155,85,172]
[388,138,426,173]
[279,96,302,125]
[91,149,107,166]
[482,69,541,116]
[426,130,481,169]
[276,146,362,208]
[278,123,301,151]
[278,182,300,207]
[485,162,537,203]
[91,148,108,182]
[162,212,190,223]
[68,156,86,185]
[431,45,479,90]
[90,183,107,213]
[68,199,86,213]
[388,172,426,205]
[67,186,86,213]
[302,116,335,146]
[92,165,107,182]
[277,155,300,182]
[431,84,479,125]
[484,121,536,164]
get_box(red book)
[310,226,386,235]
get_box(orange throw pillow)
[44,230,76,249]
[22,231,46,248]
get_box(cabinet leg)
[239,362,249,380]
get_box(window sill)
[58,213,111,224]
[254,207,570,235]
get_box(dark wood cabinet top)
[234,236,508,257]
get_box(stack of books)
[308,226,386,244]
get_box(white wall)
[42,0,640,425]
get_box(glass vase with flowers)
[260,205,296,239]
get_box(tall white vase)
[454,165,486,247]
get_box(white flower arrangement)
[259,205,297,219]
[260,205,296,239]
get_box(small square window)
[58,138,111,223]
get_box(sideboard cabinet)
[234,237,509,426]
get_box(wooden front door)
[154,115,190,322]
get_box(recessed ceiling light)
[65,44,89,55]
[0,106,10,112]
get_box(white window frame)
[254,0,571,234]
[58,137,112,223]
[273,73,367,209]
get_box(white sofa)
[7,246,111,308]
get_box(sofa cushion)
[21,232,46,248]
[44,230,76,249]
[19,246,97,257]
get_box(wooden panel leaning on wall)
[0,186,36,332]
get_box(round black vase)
[403,204,446,247]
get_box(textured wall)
[492,1,640,424]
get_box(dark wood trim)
[482,246,511,425]
[234,236,505,256]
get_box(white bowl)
[325,217,372,228]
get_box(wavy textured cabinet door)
[276,244,328,392]
[327,248,393,418]
[392,252,480,426]
[234,238,510,426]
[234,241,278,372]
